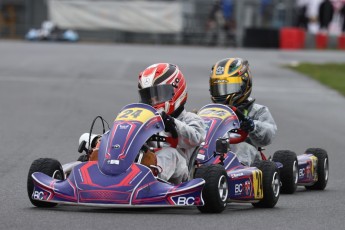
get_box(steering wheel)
[229,106,249,144]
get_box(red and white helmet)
[138,63,187,115]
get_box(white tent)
[48,0,183,33]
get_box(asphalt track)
[1,41,345,230]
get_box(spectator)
[318,0,334,32]
[296,0,309,29]
[341,2,345,33]
[306,0,323,33]
[261,0,273,27]
[205,0,235,46]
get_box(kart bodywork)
[194,104,280,211]
[197,104,328,194]
[297,154,318,185]
[29,103,205,207]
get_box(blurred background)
[1,0,345,49]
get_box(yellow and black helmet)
[210,58,252,106]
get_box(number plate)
[252,170,263,199]
[198,108,232,119]
[116,108,155,123]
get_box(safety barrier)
[280,27,305,49]
[279,27,345,50]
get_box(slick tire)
[27,158,63,207]
[305,148,329,190]
[252,161,280,208]
[272,150,298,194]
[195,164,228,213]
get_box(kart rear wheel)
[305,148,329,190]
[195,164,228,213]
[252,161,280,208]
[272,150,298,194]
[27,158,63,207]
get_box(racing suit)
[229,99,277,166]
[149,109,206,184]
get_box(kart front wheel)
[305,148,329,190]
[27,158,63,207]
[272,150,298,194]
[252,161,280,208]
[195,164,228,213]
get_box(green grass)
[287,63,345,97]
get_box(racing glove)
[241,116,255,132]
[161,111,178,138]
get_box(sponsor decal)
[197,154,205,160]
[107,159,120,165]
[299,168,305,178]
[244,180,251,196]
[174,196,201,206]
[113,144,120,149]
[216,66,224,75]
[230,172,244,178]
[119,125,130,129]
[234,180,251,196]
[214,79,228,84]
[144,77,151,85]
[32,191,48,200]
[203,119,212,125]
[306,165,311,178]
[235,183,243,195]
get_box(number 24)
[118,109,143,119]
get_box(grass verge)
[287,63,345,97]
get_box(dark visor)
[139,84,174,106]
[210,83,241,97]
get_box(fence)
[0,0,300,47]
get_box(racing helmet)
[138,63,187,115]
[210,58,252,106]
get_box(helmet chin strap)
[171,105,184,118]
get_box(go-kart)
[27,103,205,209]
[202,104,329,194]
[25,23,79,42]
[193,104,281,213]
[27,103,281,213]
[272,147,329,193]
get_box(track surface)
[1,41,345,230]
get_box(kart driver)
[138,63,206,184]
[209,58,277,166]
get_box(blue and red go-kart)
[203,104,329,195]
[27,103,281,213]
[193,104,281,213]
[27,103,205,209]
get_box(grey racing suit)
[229,101,277,166]
[148,109,206,183]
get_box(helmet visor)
[139,84,174,106]
[210,83,242,97]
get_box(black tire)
[304,148,329,190]
[252,161,280,208]
[272,150,298,194]
[27,158,63,207]
[195,164,228,213]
